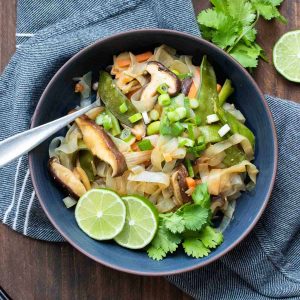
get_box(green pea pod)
[216,106,255,147]
[223,146,247,167]
[218,79,234,105]
[98,71,143,128]
[78,150,95,181]
[195,56,218,125]
[198,125,223,143]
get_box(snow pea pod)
[98,71,142,128]
[195,55,218,125]
[78,150,95,181]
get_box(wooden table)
[0,1,299,299]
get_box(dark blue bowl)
[29,29,277,275]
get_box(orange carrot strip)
[217,84,222,93]
[186,177,196,189]
[135,51,153,62]
[116,51,153,68]
[188,82,197,98]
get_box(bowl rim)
[29,28,278,276]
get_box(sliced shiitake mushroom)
[181,77,193,96]
[171,164,191,207]
[49,157,86,199]
[75,115,127,177]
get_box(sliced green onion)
[149,109,159,121]
[195,115,202,126]
[185,159,194,177]
[103,115,112,130]
[137,139,153,151]
[175,107,187,120]
[129,113,143,123]
[147,121,160,135]
[95,113,105,125]
[106,109,121,136]
[178,137,195,147]
[171,69,180,75]
[158,94,171,106]
[157,83,169,94]
[187,124,195,140]
[184,97,191,118]
[169,122,184,137]
[119,102,128,113]
[197,135,205,145]
[189,98,199,109]
[167,111,179,123]
[187,144,206,156]
[120,128,131,140]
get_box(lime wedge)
[114,195,159,249]
[75,188,126,240]
[273,30,300,83]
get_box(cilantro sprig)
[147,183,224,260]
[197,0,287,69]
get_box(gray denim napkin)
[0,1,299,299]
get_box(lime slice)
[273,30,300,83]
[114,195,159,249]
[75,188,126,240]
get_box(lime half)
[75,188,126,240]
[273,30,300,83]
[114,195,159,249]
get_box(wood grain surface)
[0,1,299,300]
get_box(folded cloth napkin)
[0,1,299,299]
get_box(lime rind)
[273,30,300,83]
[75,188,126,240]
[114,195,159,249]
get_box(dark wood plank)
[1,1,299,300]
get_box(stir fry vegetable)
[49,45,258,260]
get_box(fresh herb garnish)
[197,0,287,69]
[147,183,224,260]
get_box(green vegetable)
[149,109,159,121]
[216,103,255,146]
[198,125,223,143]
[158,94,171,106]
[147,184,223,260]
[178,137,195,148]
[197,0,286,69]
[187,124,195,140]
[120,128,133,142]
[194,56,218,125]
[147,121,161,135]
[189,98,199,109]
[137,139,153,151]
[106,109,121,136]
[192,183,211,209]
[157,83,169,94]
[78,150,95,181]
[223,145,247,167]
[171,69,180,75]
[219,79,234,105]
[119,102,128,113]
[197,135,205,145]
[98,71,143,127]
[187,144,207,157]
[160,108,185,137]
[176,72,193,80]
[185,159,194,177]
[184,97,191,118]
[103,115,112,131]
[129,113,143,123]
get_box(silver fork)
[0,100,100,168]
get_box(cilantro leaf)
[210,0,228,12]
[199,226,224,249]
[147,246,167,261]
[229,42,261,68]
[163,213,185,234]
[192,183,211,208]
[183,238,211,258]
[197,9,227,30]
[228,0,256,26]
[180,205,209,231]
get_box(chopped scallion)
[149,109,159,121]
[178,137,195,147]
[157,83,169,94]
[185,159,194,177]
[129,113,143,123]
[158,94,171,106]
[187,124,195,140]
[137,139,153,151]
[189,98,199,109]
[119,102,128,113]
[147,121,160,135]
[103,115,112,130]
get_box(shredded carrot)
[186,177,196,189]
[131,142,140,151]
[116,51,153,68]
[217,84,222,93]
[188,82,197,98]
[135,51,153,62]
